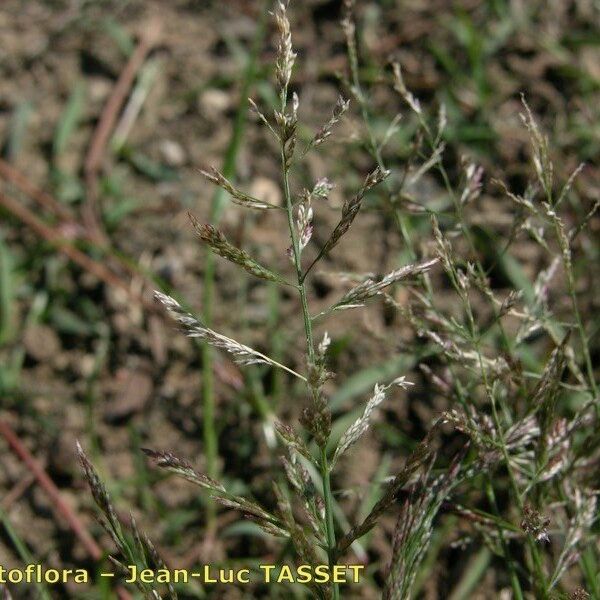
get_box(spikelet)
[189,213,288,284]
[296,193,313,253]
[142,449,225,492]
[274,420,314,463]
[317,167,389,259]
[300,387,332,449]
[154,291,303,380]
[459,161,484,206]
[334,259,438,309]
[520,95,553,196]
[317,331,331,358]
[521,504,550,543]
[392,62,422,115]
[308,96,350,149]
[273,1,296,95]
[332,377,413,466]
[199,166,278,209]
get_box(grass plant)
[72,2,600,599]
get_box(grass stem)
[280,105,339,600]
[321,447,339,600]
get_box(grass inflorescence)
[77,2,599,599]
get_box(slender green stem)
[279,115,338,599]
[484,480,525,600]
[321,447,339,600]
[559,233,598,400]
[280,151,314,358]
[0,506,53,600]
[451,370,525,600]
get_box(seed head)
[273,1,296,95]
[319,166,389,257]
[332,377,413,466]
[76,441,121,534]
[190,214,287,284]
[155,291,284,369]
[335,258,438,309]
[199,166,277,209]
[521,504,550,543]
[142,448,225,492]
[311,96,350,148]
